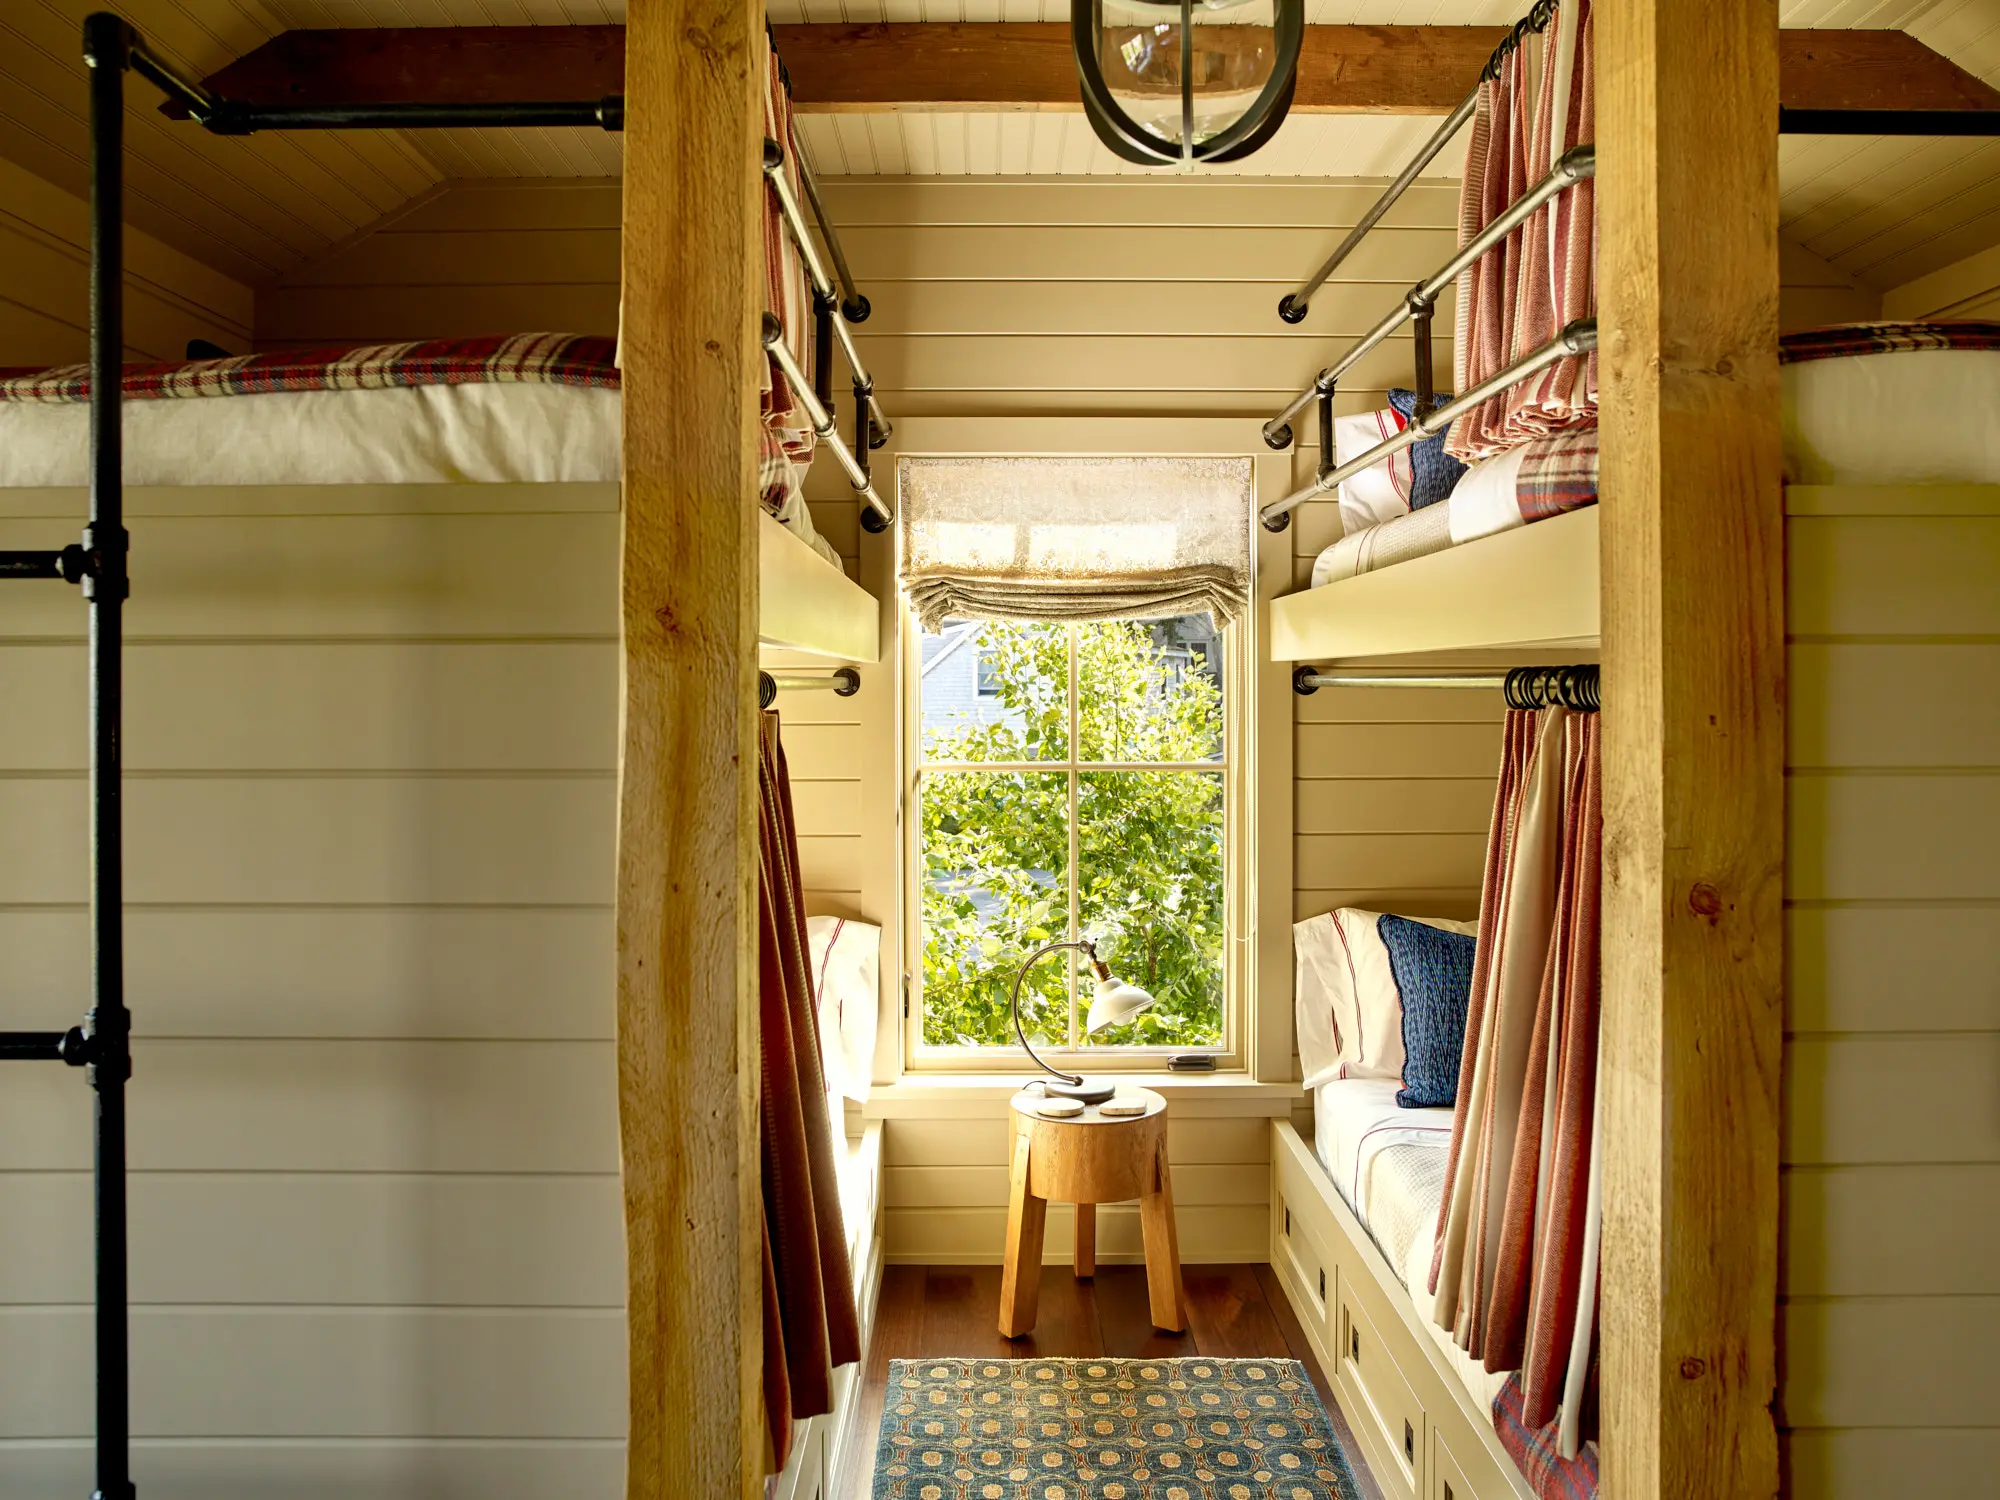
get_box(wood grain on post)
[617,0,765,1495]
[1597,2,1785,1497]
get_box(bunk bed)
[1249,5,2000,1499]
[0,16,887,1500]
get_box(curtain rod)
[1294,663,1600,711]
[760,667,861,709]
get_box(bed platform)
[1268,506,1600,666]
[1270,1118,1535,1500]
[759,511,878,662]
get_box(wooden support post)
[1597,3,1785,1499]
[616,0,764,1495]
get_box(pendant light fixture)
[1073,0,1303,167]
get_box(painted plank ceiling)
[0,0,1994,291]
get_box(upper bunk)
[1244,17,2000,670]
[0,24,891,668]
[0,333,882,664]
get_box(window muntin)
[915,614,1229,1058]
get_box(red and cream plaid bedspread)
[1779,319,2000,365]
[0,333,621,404]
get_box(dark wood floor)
[836,1262,1385,1500]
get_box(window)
[911,614,1233,1063]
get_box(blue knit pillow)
[1387,387,1468,510]
[1379,914,1478,1109]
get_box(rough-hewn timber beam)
[1598,0,1784,1496]
[178,23,2000,118]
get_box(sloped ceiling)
[0,0,1994,291]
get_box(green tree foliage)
[919,619,1226,1052]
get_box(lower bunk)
[773,1120,886,1500]
[1270,1115,1589,1500]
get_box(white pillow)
[808,915,881,1104]
[1294,908,1478,1090]
[1333,407,1416,535]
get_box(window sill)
[860,1072,1303,1120]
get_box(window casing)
[904,614,1249,1072]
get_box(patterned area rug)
[872,1356,1364,1499]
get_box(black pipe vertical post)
[82,12,135,1500]
[1411,298,1436,420]
[812,292,834,412]
[1315,381,1336,485]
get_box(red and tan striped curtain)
[1447,0,1597,464]
[1430,706,1602,1458]
[758,711,861,1468]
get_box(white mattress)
[1314,1078,1515,1411]
[1313,1079,1456,1283]
[0,383,622,487]
[1783,346,2000,485]
[0,382,842,566]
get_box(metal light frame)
[1072,0,1303,166]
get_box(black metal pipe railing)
[1260,317,1597,527]
[763,138,894,450]
[1263,142,1595,450]
[1276,0,1561,324]
[763,313,895,530]
[1780,107,2000,136]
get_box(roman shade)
[897,454,1253,629]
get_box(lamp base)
[1039,1077,1117,1106]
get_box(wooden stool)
[998,1086,1185,1337]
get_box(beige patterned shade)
[897,455,1253,630]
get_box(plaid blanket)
[1516,424,1599,522]
[0,333,619,404]
[1494,1374,1598,1500]
[1779,320,2000,365]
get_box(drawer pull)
[1445,1485,1455,1500]
[1317,1267,1326,1301]
[1350,1322,1360,1362]
[1404,1418,1414,1464]
[1285,1205,1292,1236]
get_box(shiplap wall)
[0,157,253,367]
[1884,240,2000,320]
[0,480,627,1499]
[1779,482,2000,1496]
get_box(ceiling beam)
[177,23,2000,120]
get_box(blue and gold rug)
[872,1356,1364,1499]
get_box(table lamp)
[1009,936,1156,1105]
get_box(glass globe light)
[1073,0,1303,166]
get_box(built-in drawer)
[1431,1421,1473,1500]
[1273,1177,1335,1333]
[1338,1281,1426,1500]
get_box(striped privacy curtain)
[758,712,861,1469]
[1430,705,1603,1459]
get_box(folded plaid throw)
[0,333,620,403]
[1515,425,1599,522]
[1494,1374,1598,1500]
[1780,320,2000,365]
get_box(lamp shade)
[1073,0,1302,167]
[1085,973,1158,1034]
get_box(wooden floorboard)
[838,1262,1378,1499]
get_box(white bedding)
[0,383,623,487]
[1782,345,2000,485]
[0,382,842,566]
[1313,1079,1456,1262]
[1314,1078,1516,1412]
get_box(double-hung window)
[910,613,1238,1067]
